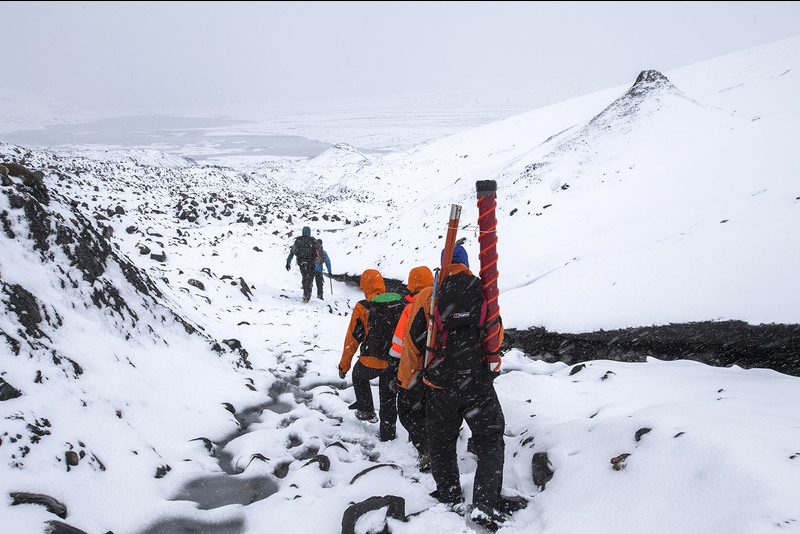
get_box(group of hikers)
[285,225,526,531]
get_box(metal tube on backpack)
[424,204,461,370]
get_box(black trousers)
[426,379,505,509]
[352,360,398,440]
[398,381,427,453]
[314,270,325,297]
[298,261,315,301]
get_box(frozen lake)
[0,114,335,162]
[0,98,542,165]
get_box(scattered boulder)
[531,451,554,490]
[187,278,205,291]
[0,377,22,401]
[341,495,406,534]
[45,520,89,534]
[611,453,631,471]
[4,161,42,186]
[239,277,253,300]
[10,491,67,518]
[155,464,171,478]
[303,454,331,471]
[65,451,80,467]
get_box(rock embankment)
[332,273,800,377]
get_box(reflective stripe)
[389,303,410,359]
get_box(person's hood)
[302,226,311,237]
[360,269,386,300]
[407,266,434,294]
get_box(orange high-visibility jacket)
[388,266,434,362]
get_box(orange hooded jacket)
[338,269,391,373]
[398,263,504,389]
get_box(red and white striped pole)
[476,180,502,370]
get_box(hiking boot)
[317,294,324,300]
[355,410,378,423]
[417,450,431,472]
[430,489,464,508]
[303,298,309,303]
[470,504,507,533]
[495,495,528,515]
[379,428,396,442]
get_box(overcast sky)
[3,1,800,115]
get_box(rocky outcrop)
[503,321,800,377]
[334,273,800,377]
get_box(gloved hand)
[486,359,501,381]
[385,361,399,392]
[285,263,291,271]
[338,370,346,379]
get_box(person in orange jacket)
[337,269,401,435]
[388,265,434,468]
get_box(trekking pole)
[329,271,333,295]
[423,203,461,370]
[476,180,502,371]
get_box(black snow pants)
[352,360,397,440]
[314,270,325,298]
[426,379,505,510]
[298,260,315,301]
[398,380,427,454]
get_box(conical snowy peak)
[509,68,718,189]
[581,69,696,136]
[627,69,681,97]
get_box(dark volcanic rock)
[0,377,22,400]
[335,272,800,377]
[10,491,67,518]
[503,321,800,377]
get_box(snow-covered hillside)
[1,36,799,534]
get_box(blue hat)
[442,245,469,268]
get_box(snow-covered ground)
[1,36,799,534]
